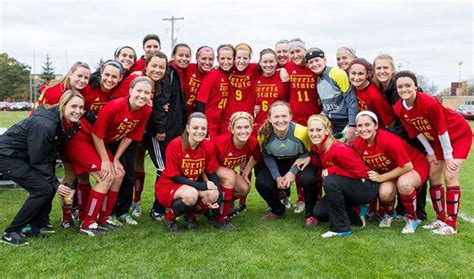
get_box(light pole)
[458,61,463,83]
[162,16,184,50]
[398,63,403,71]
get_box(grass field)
[1,111,473,277]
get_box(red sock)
[62,203,73,221]
[218,187,234,222]
[97,190,119,224]
[82,190,106,229]
[446,185,461,228]
[429,184,446,222]
[239,196,247,206]
[379,200,395,216]
[185,211,196,220]
[369,200,378,215]
[164,209,176,221]
[195,199,209,214]
[400,190,417,220]
[77,182,91,220]
[133,171,145,203]
[296,178,305,202]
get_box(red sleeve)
[92,102,116,139]
[249,136,262,162]
[204,140,219,173]
[110,74,138,100]
[422,94,448,136]
[165,139,182,177]
[196,71,215,104]
[127,106,152,141]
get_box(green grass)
[0,113,473,277]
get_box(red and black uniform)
[312,139,378,233]
[355,82,396,128]
[285,61,321,125]
[155,137,220,220]
[394,92,472,228]
[195,69,230,138]
[182,64,208,117]
[81,84,111,116]
[254,72,289,134]
[129,56,145,73]
[221,64,258,133]
[35,83,66,108]
[353,129,429,220]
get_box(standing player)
[335,47,357,73]
[393,71,472,235]
[155,112,221,232]
[274,39,290,68]
[129,34,161,73]
[353,111,429,233]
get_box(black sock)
[171,199,194,217]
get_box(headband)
[338,46,356,57]
[305,48,325,61]
[102,60,124,74]
[356,110,378,124]
[348,58,371,73]
[395,71,418,87]
[288,39,306,50]
[196,46,214,58]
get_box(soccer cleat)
[422,219,448,230]
[304,216,319,228]
[39,226,55,234]
[119,213,138,225]
[228,204,247,218]
[215,219,237,231]
[80,223,105,237]
[367,211,382,222]
[262,212,285,221]
[321,231,352,238]
[131,202,142,217]
[107,216,123,227]
[164,220,179,233]
[281,197,292,209]
[60,220,74,229]
[98,222,120,231]
[431,225,457,235]
[184,216,199,231]
[401,219,420,234]
[150,208,164,221]
[293,201,305,214]
[1,232,29,246]
[379,214,394,228]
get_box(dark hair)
[217,44,236,58]
[348,58,372,79]
[144,51,168,97]
[394,70,418,87]
[172,43,191,57]
[114,46,137,63]
[257,48,277,73]
[142,34,161,46]
[182,112,207,150]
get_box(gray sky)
[1,0,472,91]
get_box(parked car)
[10,102,32,111]
[0,101,11,111]
[456,104,474,120]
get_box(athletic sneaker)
[131,201,142,217]
[39,225,55,234]
[119,213,138,225]
[358,204,369,228]
[262,212,285,221]
[215,219,237,231]
[294,201,305,214]
[164,220,179,233]
[80,223,105,237]
[60,220,74,229]
[150,208,164,221]
[98,222,120,231]
[401,219,420,234]
[367,211,382,222]
[107,215,123,227]
[281,197,291,209]
[422,219,448,230]
[228,204,247,218]
[1,232,29,246]
[321,231,352,238]
[304,216,319,228]
[431,225,457,235]
[379,214,394,228]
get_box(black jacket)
[0,106,62,189]
[146,65,186,141]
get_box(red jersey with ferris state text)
[183,63,208,116]
[353,129,427,175]
[196,69,230,136]
[223,63,259,119]
[81,84,111,115]
[158,137,219,184]
[285,61,321,125]
[254,72,289,128]
[110,73,142,100]
[355,82,396,128]
[92,96,151,144]
[393,92,471,156]
[213,133,262,169]
[312,141,369,179]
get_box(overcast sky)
[1,0,472,91]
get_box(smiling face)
[269,104,292,134]
[68,66,90,90]
[289,46,306,65]
[356,115,377,143]
[231,117,252,143]
[307,119,329,146]
[235,49,251,71]
[100,65,122,92]
[307,57,326,75]
[116,47,136,71]
[197,50,215,73]
[187,117,208,146]
[63,96,84,123]
[129,81,152,110]
[336,49,355,71]
[144,39,161,59]
[275,42,290,66]
[173,46,191,69]
[145,56,167,82]
[218,48,234,72]
[349,64,369,90]
[259,52,277,76]
[396,76,417,103]
[374,58,395,86]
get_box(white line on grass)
[459,212,474,224]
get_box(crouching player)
[155,112,222,232]
[213,112,261,229]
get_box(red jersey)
[393,92,472,159]
[159,137,219,184]
[355,82,396,128]
[195,69,230,137]
[285,61,321,125]
[312,141,369,179]
[353,129,428,175]
[254,72,289,129]
[129,56,145,73]
[92,96,151,144]
[213,133,261,169]
[81,85,111,115]
[110,73,142,100]
[36,83,66,107]
[183,64,208,116]
[223,64,259,119]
